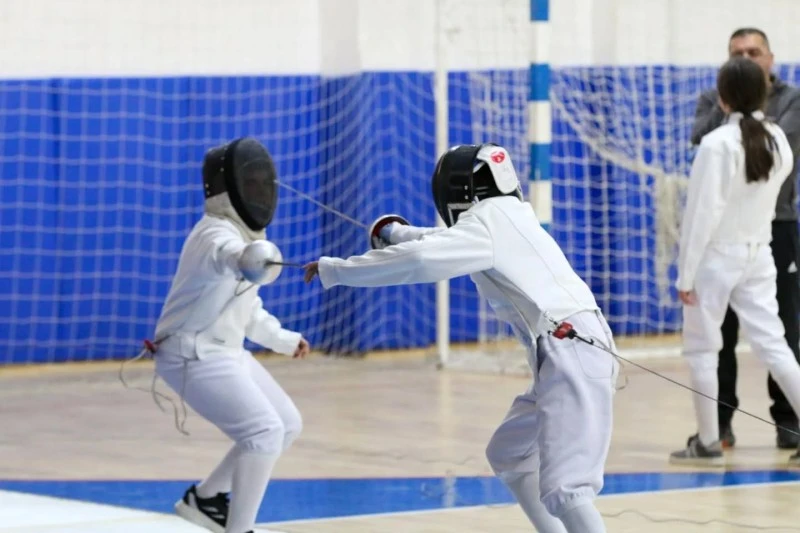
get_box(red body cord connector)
[143,339,158,354]
[551,321,577,340]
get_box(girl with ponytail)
[672,57,800,465]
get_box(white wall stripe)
[529,21,551,65]
[530,180,553,224]
[528,101,552,144]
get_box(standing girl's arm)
[677,140,735,294]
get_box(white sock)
[558,502,606,533]
[225,451,279,533]
[690,369,719,446]
[502,473,567,533]
[197,445,240,498]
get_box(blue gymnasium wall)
[9,65,799,362]
[0,73,440,363]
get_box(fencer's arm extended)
[385,223,445,244]
[205,225,278,284]
[245,297,303,356]
[676,142,732,292]
[319,213,493,288]
[206,226,249,277]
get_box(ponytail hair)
[740,114,777,183]
[717,57,777,183]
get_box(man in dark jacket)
[691,27,800,451]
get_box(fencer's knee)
[538,461,602,517]
[485,433,522,476]
[540,485,597,518]
[683,351,719,374]
[238,418,286,454]
[485,434,505,475]
[281,405,303,450]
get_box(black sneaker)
[777,425,800,449]
[174,484,229,533]
[720,425,736,449]
[669,434,724,467]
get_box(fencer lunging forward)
[304,144,618,533]
[152,137,309,533]
[671,57,800,466]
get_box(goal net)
[3,0,800,371]
[443,0,800,374]
[0,0,440,364]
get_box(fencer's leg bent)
[194,354,302,505]
[246,353,303,451]
[156,352,287,533]
[197,445,240,498]
[495,470,568,532]
[486,396,567,533]
[226,447,280,533]
[535,311,615,532]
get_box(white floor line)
[0,490,203,532]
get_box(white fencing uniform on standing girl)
[672,57,800,466]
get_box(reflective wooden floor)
[2,347,799,532]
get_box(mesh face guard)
[431,144,483,227]
[203,137,279,231]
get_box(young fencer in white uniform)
[304,144,618,532]
[672,57,800,465]
[152,137,309,533]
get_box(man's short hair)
[729,27,771,50]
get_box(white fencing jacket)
[154,214,301,359]
[677,112,793,292]
[318,196,600,345]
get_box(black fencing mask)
[203,137,278,231]
[431,143,521,227]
